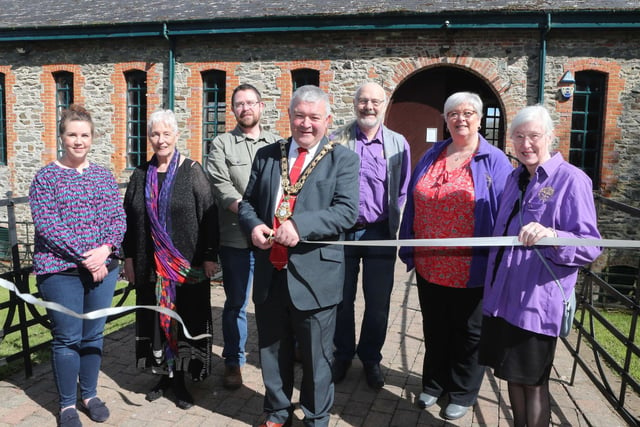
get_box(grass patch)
[590,310,640,384]
[0,277,135,380]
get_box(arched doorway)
[386,66,505,169]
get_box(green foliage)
[0,279,135,380]
[590,310,640,384]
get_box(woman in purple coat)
[480,105,602,427]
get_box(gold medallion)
[275,197,293,221]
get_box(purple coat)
[483,153,602,337]
[399,135,513,288]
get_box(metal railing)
[0,191,639,424]
[562,194,640,426]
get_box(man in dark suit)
[238,85,359,427]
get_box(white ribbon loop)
[0,278,211,340]
[2,235,636,340]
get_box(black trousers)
[416,274,485,406]
[255,269,335,426]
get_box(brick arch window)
[569,71,605,187]
[201,70,226,165]
[292,68,320,89]
[125,70,147,168]
[0,73,6,165]
[482,105,503,148]
[54,71,74,158]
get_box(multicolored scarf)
[145,149,206,374]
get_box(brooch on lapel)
[485,173,493,189]
[538,186,555,202]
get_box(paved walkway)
[0,265,631,426]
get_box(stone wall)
[0,28,638,266]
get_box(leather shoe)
[363,362,384,389]
[417,392,438,409]
[443,403,470,420]
[332,358,352,383]
[223,365,243,390]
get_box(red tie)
[270,147,308,270]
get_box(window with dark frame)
[569,71,605,187]
[54,71,74,159]
[125,70,147,169]
[482,105,502,149]
[201,70,226,165]
[292,69,320,90]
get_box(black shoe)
[58,408,81,427]
[172,373,194,410]
[145,375,171,402]
[332,359,352,383]
[363,363,384,389]
[80,397,110,422]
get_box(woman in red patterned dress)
[399,92,512,420]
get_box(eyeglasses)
[357,98,385,107]
[446,110,476,120]
[233,101,260,110]
[513,133,545,143]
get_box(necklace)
[279,141,334,195]
[448,143,477,162]
[450,150,475,162]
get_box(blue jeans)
[334,222,396,364]
[220,245,253,367]
[37,268,118,409]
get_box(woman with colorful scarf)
[123,110,219,410]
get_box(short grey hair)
[289,85,331,118]
[147,109,179,135]
[509,105,555,138]
[443,92,483,119]
[354,82,387,104]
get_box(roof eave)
[1,10,639,42]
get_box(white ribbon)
[310,236,640,248]
[0,278,211,340]
[3,235,635,340]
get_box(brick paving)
[0,264,631,426]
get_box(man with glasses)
[206,83,281,390]
[331,82,411,389]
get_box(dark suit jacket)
[238,137,360,311]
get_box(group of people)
[398,93,601,426]
[28,81,601,427]
[30,105,221,427]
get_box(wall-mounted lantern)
[559,71,576,100]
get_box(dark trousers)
[334,221,396,364]
[255,269,335,427]
[416,274,485,406]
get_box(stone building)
[0,1,638,260]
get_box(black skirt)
[479,315,557,386]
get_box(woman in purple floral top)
[29,105,126,427]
